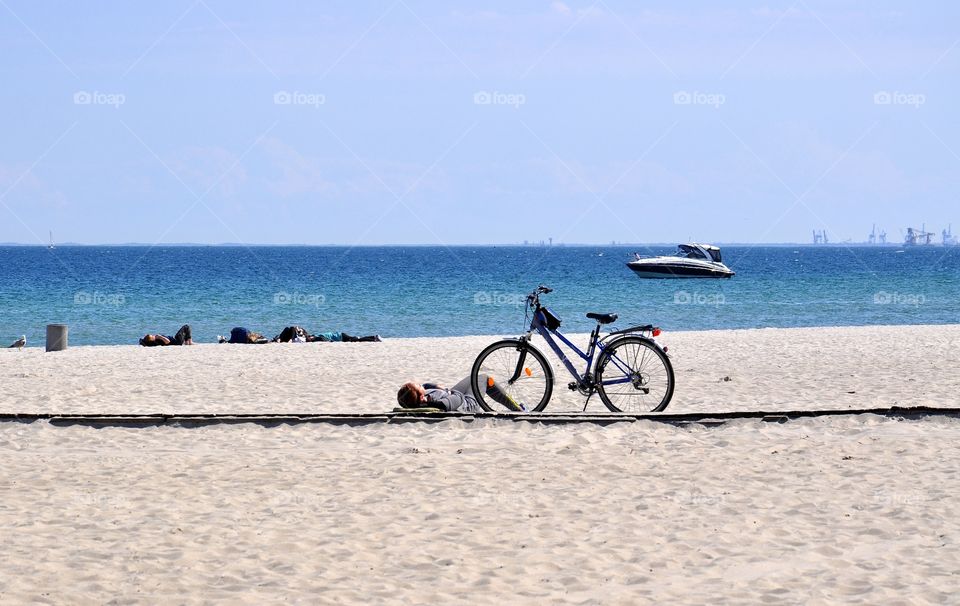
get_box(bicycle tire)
[470,339,554,412]
[595,336,674,412]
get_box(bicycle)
[470,285,675,413]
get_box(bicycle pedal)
[567,382,579,391]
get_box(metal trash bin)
[46,324,68,352]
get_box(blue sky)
[1,1,958,245]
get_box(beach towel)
[392,407,444,414]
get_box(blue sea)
[1,245,959,346]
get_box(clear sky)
[1,1,957,245]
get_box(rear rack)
[603,324,656,339]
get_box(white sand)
[1,324,958,414]
[1,325,959,603]
[1,417,958,603]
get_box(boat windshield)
[678,245,707,260]
[678,244,723,263]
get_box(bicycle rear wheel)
[470,339,553,412]
[596,336,674,412]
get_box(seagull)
[8,336,25,350]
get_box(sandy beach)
[2,325,959,603]
[2,417,959,604]
[2,324,960,415]
[4,0,958,601]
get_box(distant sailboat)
[48,230,54,249]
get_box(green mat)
[392,407,444,414]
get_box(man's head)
[397,382,427,408]
[139,334,156,346]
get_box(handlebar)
[526,285,553,308]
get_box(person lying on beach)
[397,381,478,412]
[397,376,525,412]
[139,324,193,346]
[313,331,381,343]
[273,326,381,343]
[273,326,310,343]
[222,327,270,344]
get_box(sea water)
[1,245,958,346]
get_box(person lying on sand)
[273,326,381,343]
[397,376,525,412]
[220,327,270,344]
[313,331,381,342]
[139,324,193,346]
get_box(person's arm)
[156,335,171,345]
[423,389,457,412]
[424,389,473,412]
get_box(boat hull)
[626,261,735,279]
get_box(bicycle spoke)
[596,337,674,413]
[471,286,672,414]
[473,341,552,412]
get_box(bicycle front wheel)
[470,340,553,412]
[596,336,674,412]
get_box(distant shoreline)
[5,323,959,350]
[0,242,930,248]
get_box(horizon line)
[0,241,919,248]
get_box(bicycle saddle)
[586,312,618,324]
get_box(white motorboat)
[627,244,735,279]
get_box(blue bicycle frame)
[472,285,674,413]
[525,307,648,391]
[528,309,596,388]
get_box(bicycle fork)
[506,340,531,385]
